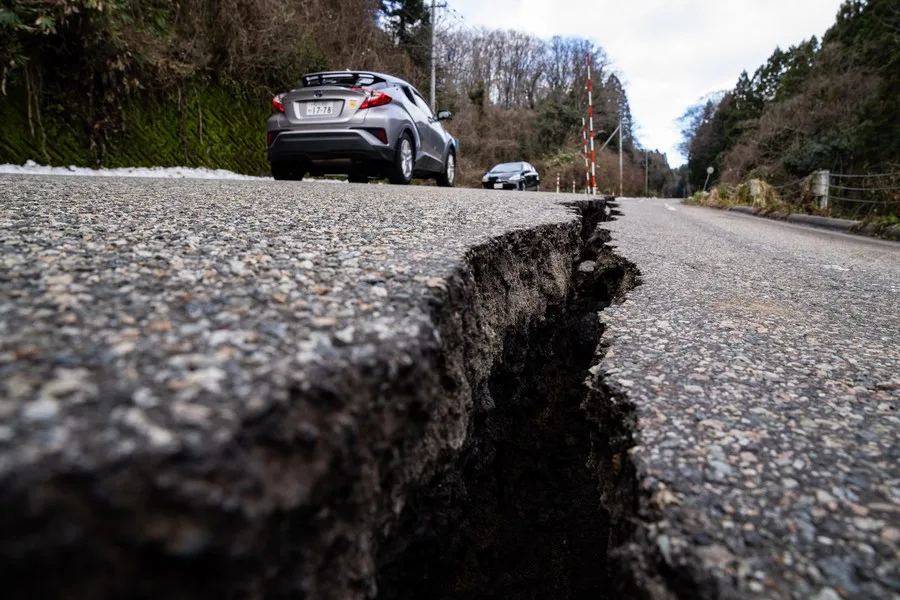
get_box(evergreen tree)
[379,0,432,74]
[679,0,900,189]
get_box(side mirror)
[437,110,452,121]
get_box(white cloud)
[447,0,845,165]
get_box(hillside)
[679,0,899,217]
[0,0,673,194]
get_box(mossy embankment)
[0,82,270,175]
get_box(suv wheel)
[388,133,414,185]
[436,150,456,187]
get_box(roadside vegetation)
[0,0,674,194]
[684,181,789,214]
[677,0,900,222]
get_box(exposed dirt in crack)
[376,201,643,600]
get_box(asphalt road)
[603,198,900,599]
[0,176,897,599]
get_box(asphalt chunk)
[0,177,570,474]
[0,175,624,599]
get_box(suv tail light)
[359,91,392,110]
[272,94,285,113]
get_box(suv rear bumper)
[267,130,394,164]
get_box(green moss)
[0,85,94,166]
[0,81,272,175]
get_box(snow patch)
[0,160,264,180]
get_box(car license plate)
[494,183,503,189]
[306,101,334,116]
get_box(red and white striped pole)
[587,52,597,196]
[581,117,590,194]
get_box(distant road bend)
[0,176,897,600]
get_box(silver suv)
[266,71,458,185]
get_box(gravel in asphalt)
[0,176,573,477]
[602,199,900,600]
[2,177,898,599]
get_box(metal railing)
[776,170,900,219]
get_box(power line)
[381,2,429,26]
[392,26,458,53]
[444,5,468,27]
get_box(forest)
[0,0,674,194]
[677,0,899,219]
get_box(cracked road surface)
[0,175,603,599]
[0,176,898,600]
[602,199,900,600]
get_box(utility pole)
[586,52,596,196]
[618,121,623,197]
[429,0,447,112]
[582,118,590,193]
[645,151,649,196]
[430,0,437,111]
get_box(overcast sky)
[448,0,846,166]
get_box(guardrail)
[732,169,900,220]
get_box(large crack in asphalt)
[376,200,642,599]
[0,198,646,600]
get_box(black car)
[481,162,540,191]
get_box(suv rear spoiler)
[301,72,388,88]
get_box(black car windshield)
[490,162,524,173]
